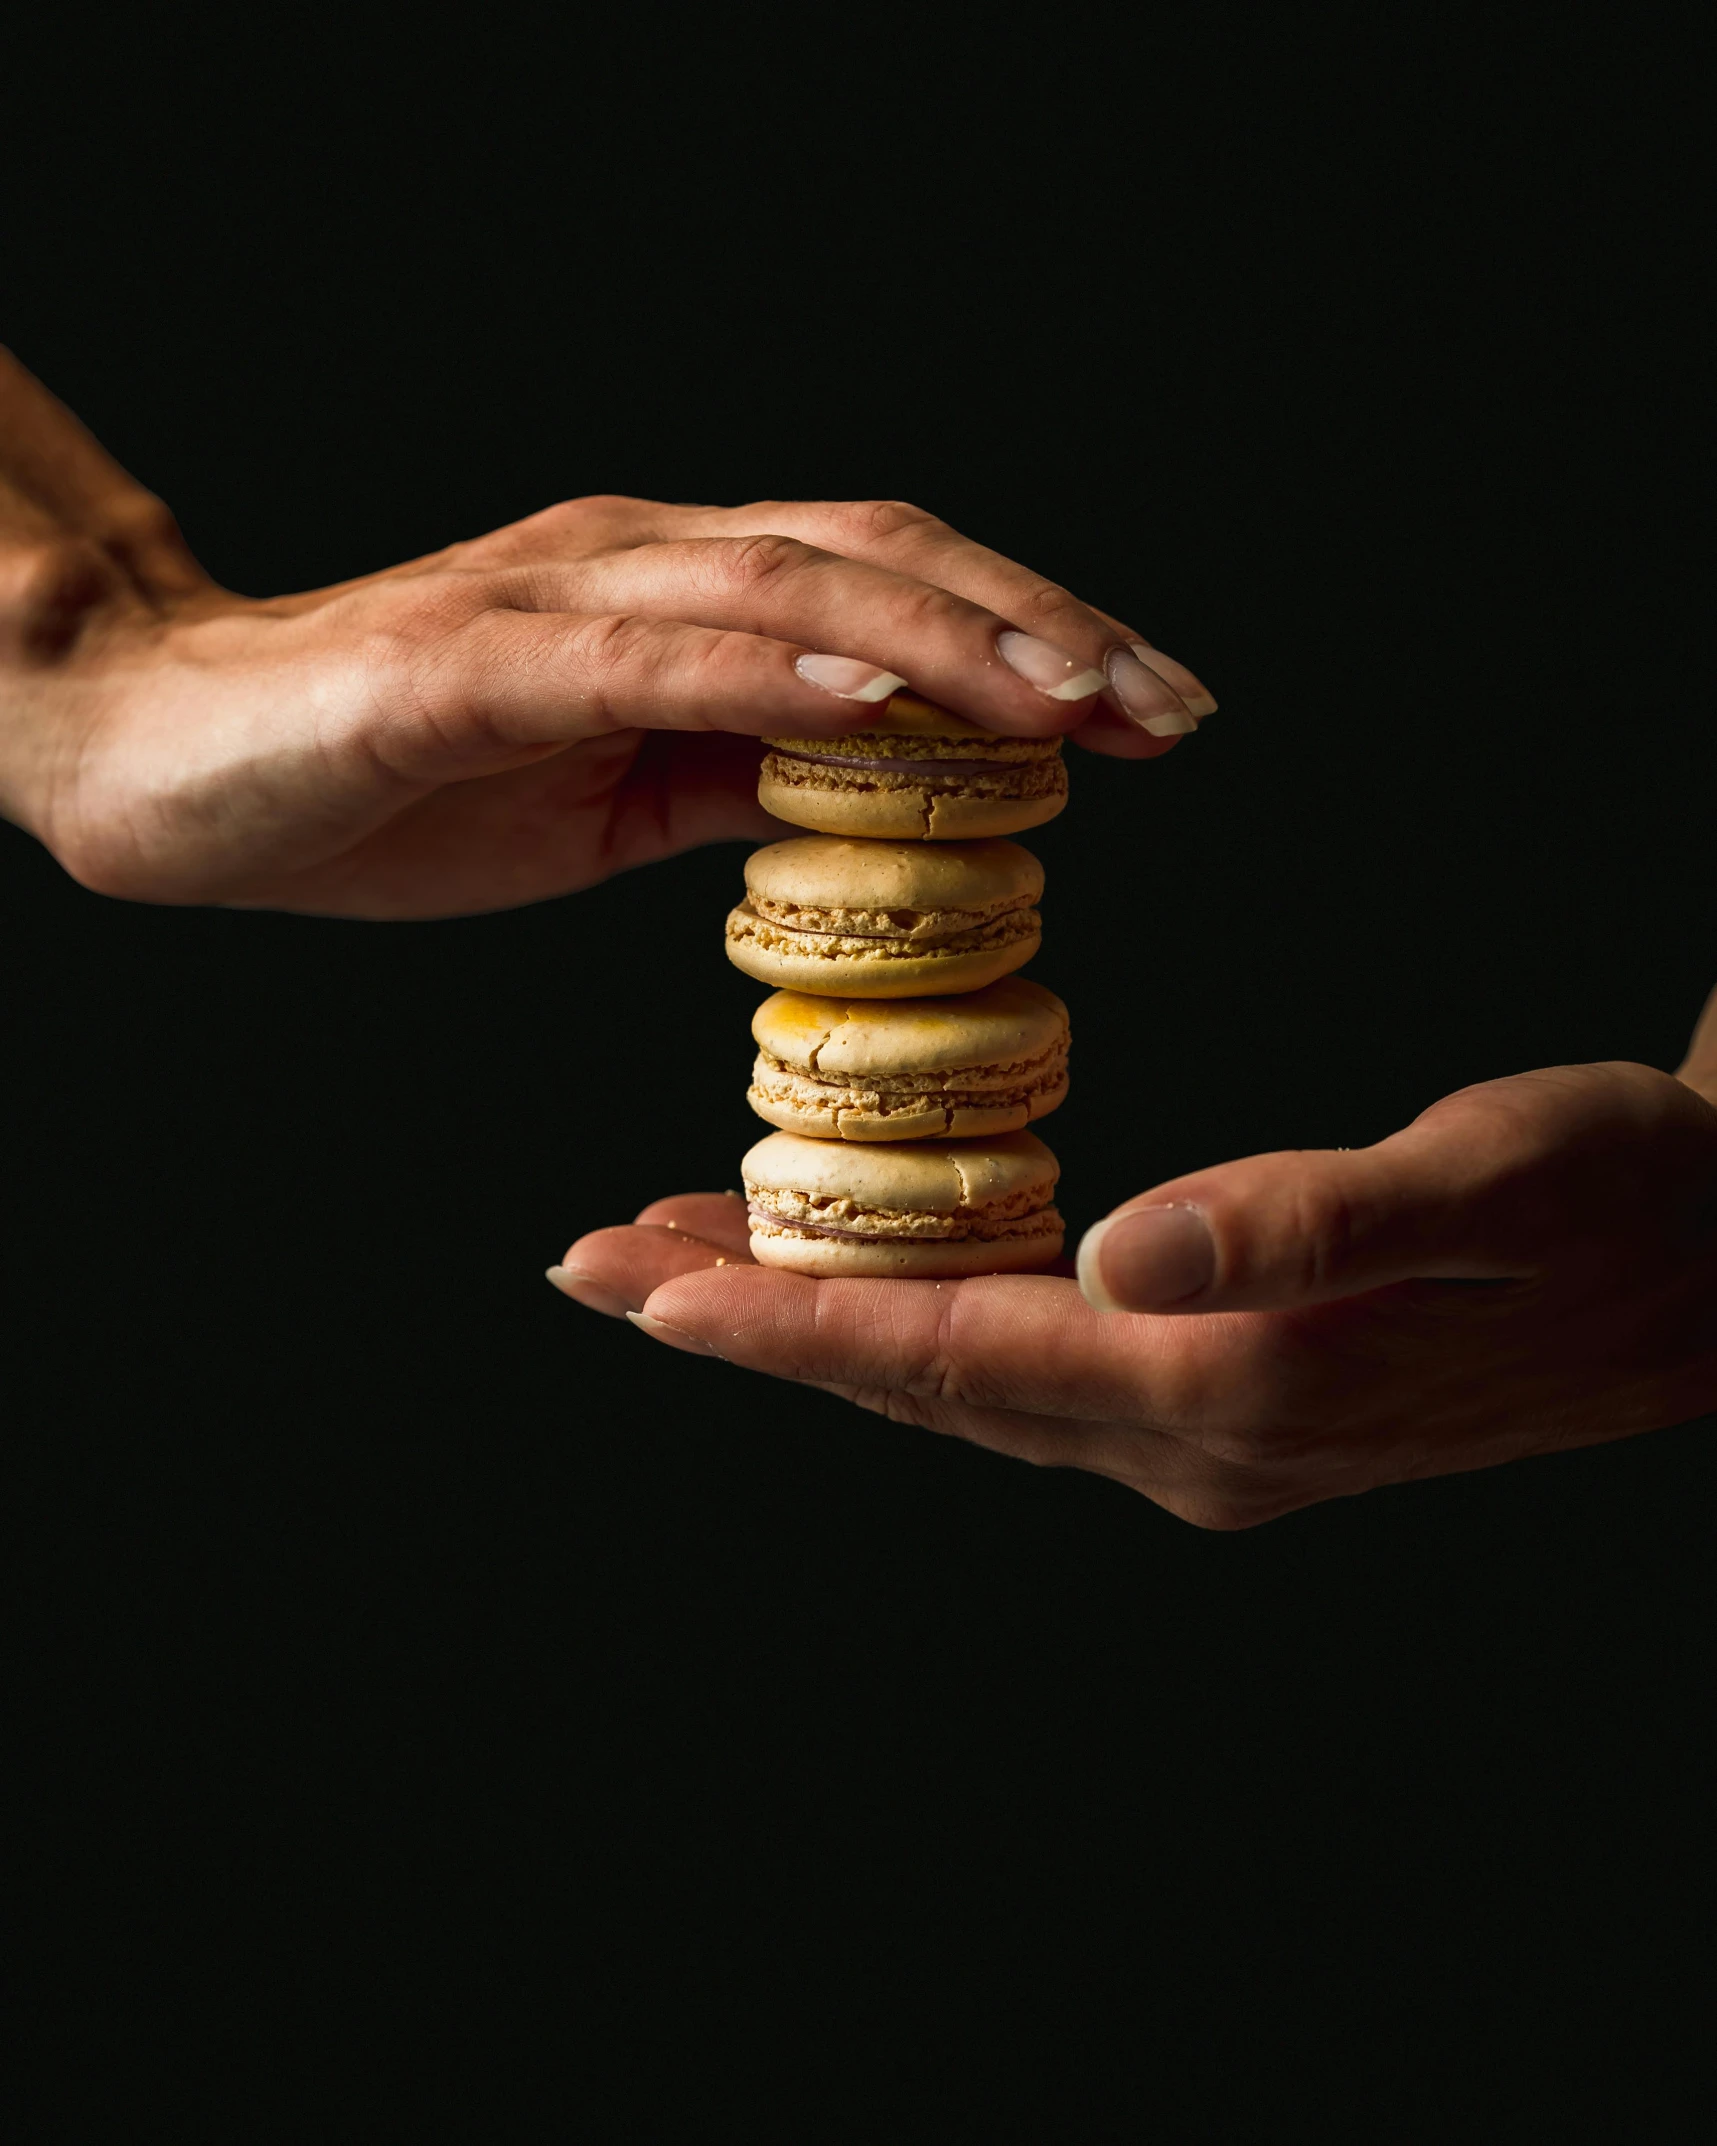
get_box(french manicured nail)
[996,630,1106,701]
[545,1264,635,1318]
[626,1309,725,1358]
[794,653,908,702]
[1076,1205,1216,1313]
[1131,643,1217,719]
[1104,647,1196,735]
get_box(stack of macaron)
[727,692,1073,1276]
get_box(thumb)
[1074,1063,1689,1316]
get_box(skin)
[0,348,1189,919]
[559,1046,1717,1528]
[7,348,1710,1525]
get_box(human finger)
[538,533,1110,736]
[375,610,918,779]
[1076,1062,1715,1317]
[1061,699,1185,761]
[688,500,1217,737]
[549,1218,747,1320]
[629,1262,1222,1428]
[631,1190,754,1251]
[577,1217,1337,1526]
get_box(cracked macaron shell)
[748,980,1070,1140]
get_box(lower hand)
[555,1060,1717,1527]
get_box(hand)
[554,1060,1717,1528]
[0,352,1212,918]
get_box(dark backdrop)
[7,16,1712,2138]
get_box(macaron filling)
[727,899,1040,966]
[764,733,1060,785]
[771,749,1038,778]
[749,1045,1069,1134]
[746,1184,1063,1245]
[762,735,1065,802]
[764,730,1059,767]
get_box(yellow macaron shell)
[742,1128,1064,1277]
[748,980,1070,1140]
[745,835,1043,912]
[806,692,994,740]
[725,836,1044,1000]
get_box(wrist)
[0,523,134,840]
[0,348,211,843]
[0,506,213,850]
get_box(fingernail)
[1076,1205,1215,1313]
[1130,642,1217,719]
[626,1309,725,1358]
[794,653,908,702]
[996,630,1106,702]
[546,1264,635,1318]
[1104,648,1196,736]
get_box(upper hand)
[4,471,1210,916]
[555,1061,1717,1527]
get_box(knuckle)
[1017,578,1089,635]
[535,493,653,540]
[564,612,676,695]
[558,492,648,517]
[891,578,968,634]
[722,531,813,590]
[1291,1179,1363,1293]
[568,611,652,669]
[527,499,592,537]
[362,618,440,708]
[838,498,942,545]
[470,494,653,563]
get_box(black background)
[6,13,1713,2137]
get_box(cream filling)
[762,732,1061,767]
[729,901,1040,963]
[748,892,1035,939]
[751,1046,1068,1120]
[745,1184,1063,1243]
[762,750,1066,799]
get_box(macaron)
[748,978,1070,1141]
[742,1128,1064,1277]
[759,691,1067,840]
[725,835,1043,1000]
